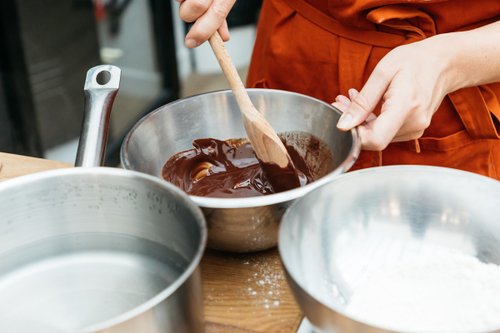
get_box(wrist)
[431,21,500,92]
[425,32,474,94]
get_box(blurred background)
[0,0,262,165]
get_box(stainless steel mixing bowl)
[121,89,360,252]
[279,166,500,333]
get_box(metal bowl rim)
[278,165,500,332]
[0,167,207,331]
[120,88,361,208]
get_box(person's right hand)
[177,0,236,48]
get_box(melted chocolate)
[162,138,313,198]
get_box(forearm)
[439,20,500,92]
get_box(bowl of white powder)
[279,165,500,333]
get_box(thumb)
[337,63,395,131]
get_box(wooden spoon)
[208,32,293,170]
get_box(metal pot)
[0,66,207,332]
[121,89,360,252]
[279,166,500,333]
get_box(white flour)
[345,253,500,332]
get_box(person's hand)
[334,36,455,151]
[177,0,236,48]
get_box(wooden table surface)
[0,152,303,332]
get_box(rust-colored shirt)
[305,0,500,32]
[247,0,500,179]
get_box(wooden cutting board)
[0,152,71,180]
[0,152,303,332]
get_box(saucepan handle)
[75,65,121,167]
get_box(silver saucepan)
[0,66,206,332]
[120,89,360,252]
[280,166,500,333]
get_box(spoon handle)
[208,32,255,114]
[208,31,291,168]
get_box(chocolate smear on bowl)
[162,132,334,198]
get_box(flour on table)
[244,256,284,311]
[344,252,500,332]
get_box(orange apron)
[246,0,500,180]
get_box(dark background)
[0,0,262,163]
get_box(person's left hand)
[334,36,455,150]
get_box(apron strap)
[367,5,436,39]
[286,0,408,48]
[449,87,500,140]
